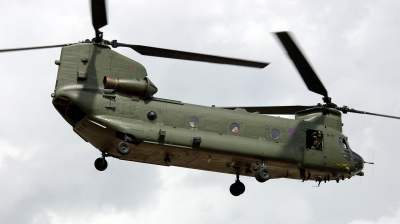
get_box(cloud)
[348,203,400,224]
[1,0,400,224]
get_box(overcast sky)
[1,0,400,223]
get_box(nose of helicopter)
[352,151,364,173]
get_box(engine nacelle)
[103,76,158,98]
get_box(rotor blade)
[221,106,315,114]
[275,32,328,96]
[91,0,107,30]
[121,44,269,68]
[0,44,69,53]
[346,108,400,119]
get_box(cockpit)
[338,134,364,173]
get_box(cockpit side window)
[339,135,353,161]
[338,135,350,149]
[306,130,323,151]
[342,150,352,161]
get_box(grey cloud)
[1,0,400,224]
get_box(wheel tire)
[94,158,108,171]
[230,183,240,196]
[117,141,131,155]
[229,180,245,196]
[255,167,271,183]
[236,180,245,195]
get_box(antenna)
[364,150,375,177]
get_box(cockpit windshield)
[352,151,364,171]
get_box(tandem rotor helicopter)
[2,0,399,196]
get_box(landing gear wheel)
[94,157,108,171]
[230,180,245,196]
[117,141,131,155]
[255,167,271,182]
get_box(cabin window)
[188,117,199,128]
[229,123,240,133]
[306,130,323,151]
[270,129,280,139]
[147,111,157,121]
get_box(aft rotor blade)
[346,108,400,119]
[91,0,107,30]
[275,32,328,96]
[0,44,69,53]
[122,44,269,68]
[221,106,315,114]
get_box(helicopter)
[1,0,399,197]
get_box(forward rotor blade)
[122,44,269,68]
[91,0,107,30]
[221,106,315,114]
[345,108,400,119]
[0,44,69,53]
[275,32,328,96]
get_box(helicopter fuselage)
[52,43,363,183]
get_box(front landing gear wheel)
[230,180,245,196]
[94,158,108,171]
[255,167,271,182]
[117,141,131,155]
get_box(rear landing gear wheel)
[117,141,131,155]
[255,167,271,183]
[94,157,108,171]
[230,173,245,196]
[230,180,245,196]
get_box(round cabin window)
[188,117,199,128]
[147,111,157,121]
[229,123,240,134]
[270,128,280,139]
